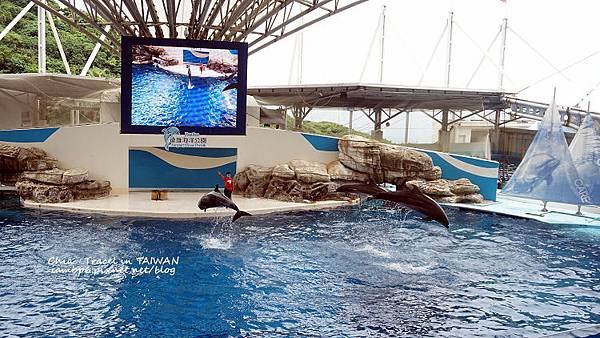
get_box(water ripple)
[0,206,598,337]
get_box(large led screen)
[121,36,247,134]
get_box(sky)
[247,0,600,142]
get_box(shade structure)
[0,73,119,99]
[569,113,600,205]
[502,96,588,205]
[249,83,508,111]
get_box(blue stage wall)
[0,127,59,143]
[129,147,237,189]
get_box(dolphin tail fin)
[232,210,252,223]
[214,184,220,192]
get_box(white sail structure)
[502,96,588,205]
[569,112,600,205]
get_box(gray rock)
[16,180,74,203]
[0,144,57,172]
[234,164,273,197]
[72,180,111,200]
[326,160,369,182]
[449,178,481,195]
[406,179,454,196]
[264,177,303,202]
[338,135,383,181]
[272,163,296,180]
[3,143,111,203]
[435,193,484,204]
[22,169,65,185]
[16,178,111,203]
[62,168,89,184]
[338,135,440,184]
[288,159,330,183]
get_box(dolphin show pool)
[131,65,237,127]
[1,205,598,337]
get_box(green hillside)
[284,115,391,142]
[0,0,119,77]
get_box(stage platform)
[157,64,228,79]
[22,192,349,218]
[443,193,600,227]
[20,189,600,226]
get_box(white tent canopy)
[0,73,119,99]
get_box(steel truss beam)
[361,107,405,126]
[30,0,119,54]
[19,0,367,57]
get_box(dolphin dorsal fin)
[214,184,220,193]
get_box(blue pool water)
[0,206,599,337]
[131,65,237,127]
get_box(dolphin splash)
[198,185,252,222]
[336,183,450,228]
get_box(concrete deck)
[19,190,600,226]
[443,193,600,226]
[157,64,229,79]
[22,192,351,218]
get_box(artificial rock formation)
[0,143,111,203]
[406,178,484,203]
[131,45,178,65]
[235,135,484,204]
[338,135,442,185]
[235,159,367,203]
[0,144,57,184]
[207,60,238,74]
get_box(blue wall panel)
[0,127,58,143]
[301,133,339,151]
[129,147,237,189]
[426,152,498,201]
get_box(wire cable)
[508,27,572,83]
[454,21,517,88]
[359,11,383,83]
[418,20,448,86]
[573,79,600,108]
[518,49,600,93]
[465,24,502,88]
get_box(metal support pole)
[490,109,501,160]
[37,1,46,73]
[404,111,410,144]
[371,108,383,140]
[498,18,508,89]
[349,110,353,134]
[445,11,454,88]
[379,5,386,83]
[0,2,34,42]
[81,25,111,76]
[292,106,308,130]
[47,12,71,74]
[299,16,304,84]
[440,110,450,151]
[288,34,297,85]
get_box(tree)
[0,0,120,77]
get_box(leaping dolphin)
[222,82,238,91]
[336,183,450,228]
[198,185,252,222]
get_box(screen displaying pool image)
[121,37,248,135]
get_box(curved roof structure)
[249,83,510,111]
[29,0,368,55]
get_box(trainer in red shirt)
[218,171,234,200]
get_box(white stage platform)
[443,193,600,227]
